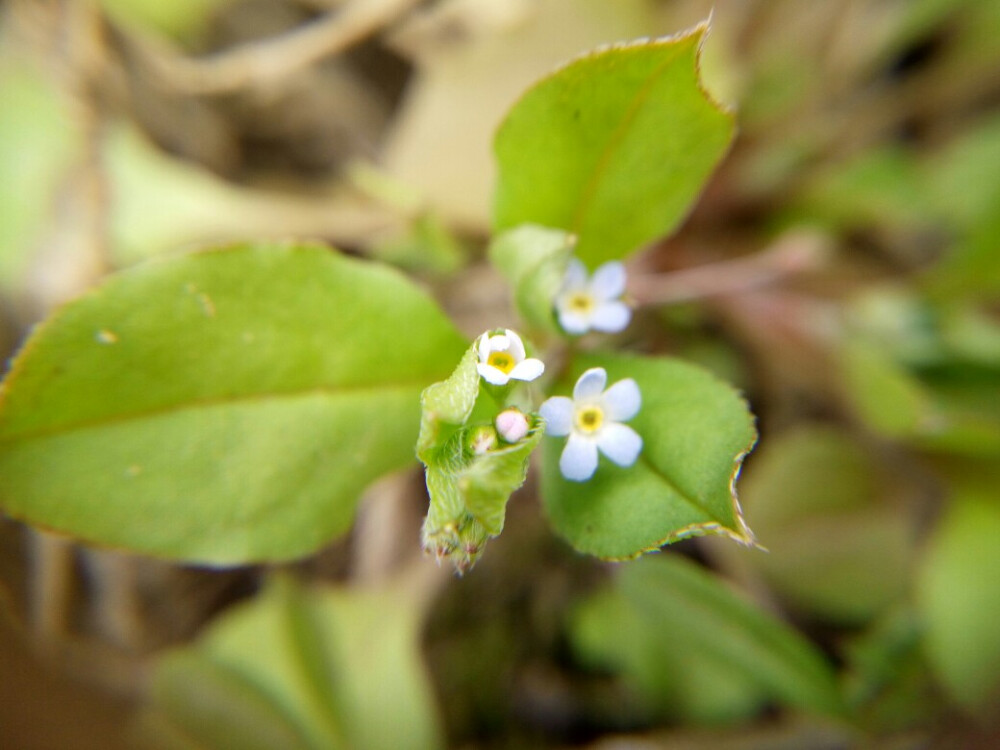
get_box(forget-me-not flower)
[476,329,545,386]
[554,260,631,335]
[539,367,642,481]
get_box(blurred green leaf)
[541,353,756,559]
[370,213,466,275]
[741,426,915,623]
[573,555,846,719]
[0,56,82,290]
[795,147,937,233]
[572,587,766,724]
[101,0,234,40]
[494,24,734,265]
[918,491,1000,714]
[930,212,1000,301]
[0,242,465,563]
[842,608,942,732]
[841,337,1000,456]
[488,225,575,336]
[146,576,442,750]
[926,113,1000,231]
[840,340,931,438]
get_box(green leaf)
[741,426,915,624]
[541,353,756,559]
[416,346,480,461]
[571,588,766,724]
[417,336,547,572]
[0,242,466,564]
[494,23,735,265]
[488,225,576,336]
[574,555,846,719]
[145,577,443,750]
[840,340,930,438]
[840,338,1000,456]
[0,55,83,291]
[917,491,1000,713]
[421,411,544,573]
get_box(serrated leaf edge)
[595,423,760,562]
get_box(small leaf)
[488,225,575,336]
[541,353,756,559]
[494,22,735,264]
[148,652,316,750]
[421,412,544,574]
[0,242,466,564]
[416,346,480,461]
[145,577,443,750]
[621,556,847,717]
[917,491,1000,713]
[0,55,83,291]
[571,588,766,724]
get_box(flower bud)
[495,408,530,443]
[468,425,498,454]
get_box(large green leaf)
[572,555,846,719]
[541,353,756,559]
[0,242,466,564]
[493,23,734,264]
[145,576,442,750]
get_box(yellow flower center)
[575,404,604,434]
[487,350,515,373]
[567,292,594,314]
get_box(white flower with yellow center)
[476,329,545,386]
[539,367,642,482]
[554,260,631,335]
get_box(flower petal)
[508,357,544,382]
[477,332,490,362]
[596,423,642,467]
[602,378,641,422]
[590,261,626,300]
[539,396,574,436]
[556,302,591,336]
[490,332,511,352]
[590,301,631,333]
[504,329,526,361]
[477,363,510,385]
[560,433,599,481]
[556,307,591,335]
[560,259,588,292]
[573,367,607,401]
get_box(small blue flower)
[554,260,631,335]
[540,367,642,482]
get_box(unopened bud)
[468,425,498,454]
[495,409,530,443]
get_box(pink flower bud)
[495,409,530,443]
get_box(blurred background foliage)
[0,0,998,747]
